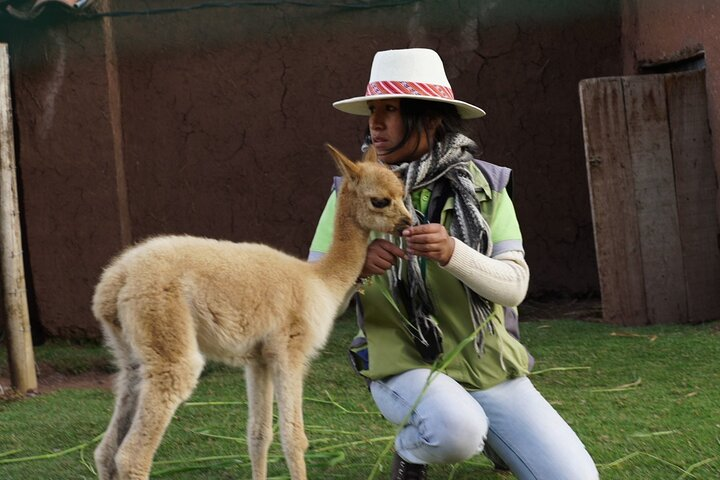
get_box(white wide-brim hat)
[333,48,486,119]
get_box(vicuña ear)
[325,143,361,181]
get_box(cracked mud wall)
[622,0,720,226]
[0,0,620,337]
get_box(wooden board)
[622,75,686,324]
[581,69,720,325]
[579,77,647,325]
[666,70,720,323]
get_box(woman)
[309,48,598,480]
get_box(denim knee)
[411,401,488,463]
[370,370,490,464]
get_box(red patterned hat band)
[366,80,455,100]
[333,49,485,119]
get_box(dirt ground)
[0,298,602,398]
[520,297,602,322]
[0,362,114,398]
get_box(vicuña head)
[325,143,412,235]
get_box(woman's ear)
[425,115,443,137]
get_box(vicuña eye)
[371,198,391,208]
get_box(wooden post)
[0,43,37,394]
[101,1,132,247]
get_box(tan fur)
[92,145,411,480]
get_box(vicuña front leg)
[246,358,275,480]
[274,353,309,480]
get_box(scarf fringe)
[389,133,494,361]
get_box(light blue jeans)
[370,369,599,480]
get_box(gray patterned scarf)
[388,133,494,361]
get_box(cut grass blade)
[630,430,680,438]
[678,456,719,479]
[190,429,247,443]
[530,366,591,375]
[0,433,102,465]
[598,451,700,478]
[598,451,642,469]
[184,400,245,407]
[591,377,642,393]
[305,391,379,415]
[610,332,658,342]
[0,449,22,459]
[152,458,244,477]
[313,436,395,453]
[305,425,363,435]
[79,443,97,475]
[154,454,248,466]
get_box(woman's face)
[368,99,429,165]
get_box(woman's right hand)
[360,238,407,278]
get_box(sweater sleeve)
[441,239,529,307]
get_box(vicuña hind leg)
[246,357,275,480]
[95,362,142,480]
[113,294,205,480]
[114,353,204,480]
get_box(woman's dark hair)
[364,98,468,156]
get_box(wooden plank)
[665,70,720,323]
[0,43,38,394]
[579,77,647,325]
[622,75,687,324]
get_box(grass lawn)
[1,310,719,479]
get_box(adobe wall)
[621,0,720,218]
[0,13,120,339]
[0,1,621,338]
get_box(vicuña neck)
[314,193,369,296]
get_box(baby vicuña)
[92,144,412,480]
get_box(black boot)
[391,452,428,480]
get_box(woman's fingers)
[403,224,455,265]
[361,238,407,277]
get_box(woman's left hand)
[402,223,455,266]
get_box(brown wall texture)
[0,0,621,338]
[621,0,720,219]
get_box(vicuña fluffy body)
[92,145,411,480]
